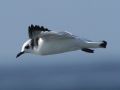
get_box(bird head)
[16,39,32,58]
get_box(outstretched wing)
[28,24,51,39]
[40,31,77,40]
[28,25,76,47]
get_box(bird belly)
[38,39,81,55]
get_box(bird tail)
[99,40,107,48]
[85,40,107,48]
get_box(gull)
[16,24,107,58]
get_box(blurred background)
[0,0,120,89]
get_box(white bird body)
[23,33,104,55]
[35,37,81,55]
[16,25,107,58]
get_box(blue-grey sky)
[0,0,120,64]
[1,0,120,89]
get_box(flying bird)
[16,24,107,58]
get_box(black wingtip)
[28,24,51,32]
[99,40,107,48]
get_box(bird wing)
[40,31,76,40]
[28,24,51,39]
[28,25,76,47]
[28,24,76,40]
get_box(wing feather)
[28,24,76,42]
[28,24,51,39]
[40,31,76,40]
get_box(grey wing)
[28,24,51,39]
[40,31,77,40]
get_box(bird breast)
[37,38,81,55]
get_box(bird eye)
[25,45,30,49]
